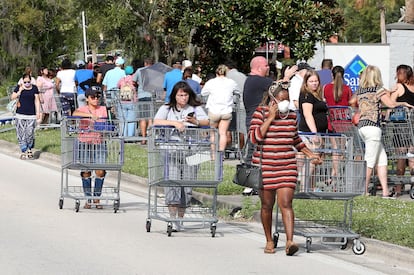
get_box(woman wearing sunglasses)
[72,87,108,209]
[11,73,41,160]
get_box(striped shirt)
[249,105,306,190]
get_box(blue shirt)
[317,69,333,86]
[163,69,182,103]
[75,69,93,95]
[103,67,125,91]
[186,78,201,94]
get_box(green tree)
[339,0,404,43]
[162,0,344,69]
[0,0,80,81]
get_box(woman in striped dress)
[249,83,321,255]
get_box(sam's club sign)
[344,55,367,93]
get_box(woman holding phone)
[153,81,209,231]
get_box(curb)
[1,139,413,265]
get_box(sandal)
[20,153,27,160]
[285,241,299,256]
[27,150,34,159]
[264,241,275,254]
[84,203,91,209]
[94,199,103,209]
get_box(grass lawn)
[1,127,413,249]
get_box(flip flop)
[264,241,275,254]
[286,241,299,256]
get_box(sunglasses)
[23,81,31,84]
[89,95,101,99]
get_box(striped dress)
[249,105,306,190]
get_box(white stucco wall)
[386,29,414,88]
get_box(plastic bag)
[6,99,19,114]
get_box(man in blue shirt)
[163,60,182,103]
[74,60,93,107]
[102,57,126,92]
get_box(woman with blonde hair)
[201,64,238,153]
[350,65,412,197]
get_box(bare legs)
[260,187,297,255]
[210,119,231,152]
[140,119,152,144]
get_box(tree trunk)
[405,0,414,24]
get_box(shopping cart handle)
[299,131,343,137]
[152,125,210,129]
[327,106,350,109]
[65,116,109,119]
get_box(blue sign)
[344,55,367,93]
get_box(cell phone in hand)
[187,112,195,117]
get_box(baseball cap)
[75,60,86,68]
[125,65,134,75]
[115,57,125,65]
[182,60,192,68]
[297,62,314,71]
[85,86,102,97]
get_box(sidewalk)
[1,139,414,266]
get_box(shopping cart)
[146,126,223,237]
[379,107,414,199]
[59,117,124,212]
[225,92,244,159]
[274,132,367,255]
[0,86,17,133]
[328,106,364,159]
[108,88,157,142]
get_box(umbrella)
[140,62,173,93]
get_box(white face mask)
[24,82,31,88]
[277,100,290,113]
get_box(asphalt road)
[0,140,414,274]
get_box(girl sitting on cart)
[72,87,108,209]
[153,81,209,231]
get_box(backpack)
[120,85,134,101]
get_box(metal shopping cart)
[108,88,157,143]
[225,92,244,159]
[59,117,124,212]
[379,107,414,199]
[328,106,364,159]
[274,133,367,255]
[146,126,223,237]
[0,86,17,133]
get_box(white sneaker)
[242,188,253,196]
[407,152,414,158]
[172,222,182,232]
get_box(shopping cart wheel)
[59,198,64,209]
[146,219,151,232]
[410,186,414,199]
[210,224,216,238]
[306,237,312,253]
[75,200,80,213]
[167,222,173,237]
[352,239,366,255]
[340,238,349,250]
[272,233,279,248]
[113,200,120,213]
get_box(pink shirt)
[77,105,108,144]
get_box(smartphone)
[187,112,195,117]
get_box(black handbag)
[233,140,263,190]
[233,162,263,190]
